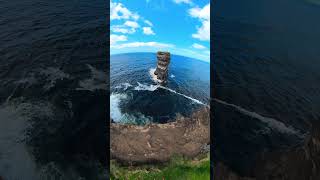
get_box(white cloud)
[111,42,174,49]
[111,21,140,34]
[189,4,210,20]
[110,34,127,45]
[189,3,210,41]
[143,27,155,35]
[192,20,210,41]
[111,25,136,34]
[110,1,156,37]
[110,1,139,20]
[124,21,140,28]
[192,43,206,49]
[144,20,153,26]
[173,0,192,4]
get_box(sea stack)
[154,51,170,83]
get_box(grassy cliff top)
[110,154,210,180]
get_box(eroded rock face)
[154,51,170,83]
[110,107,209,165]
[214,122,320,180]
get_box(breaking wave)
[76,64,107,92]
[115,83,132,90]
[39,67,70,91]
[134,82,160,91]
[110,93,151,124]
[110,93,128,122]
[111,81,208,124]
[158,86,207,106]
[132,82,207,106]
[149,68,162,83]
[147,67,207,106]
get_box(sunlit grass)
[110,154,210,180]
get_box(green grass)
[110,154,210,180]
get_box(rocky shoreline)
[110,107,210,165]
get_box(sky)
[110,0,210,62]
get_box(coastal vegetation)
[110,154,210,180]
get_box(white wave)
[115,82,132,90]
[110,93,151,124]
[134,82,160,91]
[170,74,175,78]
[77,79,107,92]
[159,86,207,106]
[149,68,163,83]
[110,93,127,122]
[213,98,303,136]
[39,67,70,91]
[132,82,208,106]
[7,68,70,102]
[76,64,107,92]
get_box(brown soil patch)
[110,107,210,164]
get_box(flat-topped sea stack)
[154,51,170,83]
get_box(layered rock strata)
[154,51,170,82]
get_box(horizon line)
[110,51,210,63]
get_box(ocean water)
[0,0,108,179]
[213,0,320,175]
[110,53,210,124]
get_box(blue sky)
[110,0,210,62]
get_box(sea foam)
[134,82,160,91]
[159,86,207,106]
[110,93,127,122]
[115,83,132,90]
[213,98,304,137]
[110,92,151,124]
[132,82,207,106]
[76,64,107,92]
[149,68,163,83]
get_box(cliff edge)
[110,107,210,165]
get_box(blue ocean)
[110,52,210,125]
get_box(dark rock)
[154,51,170,83]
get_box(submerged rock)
[154,51,170,83]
